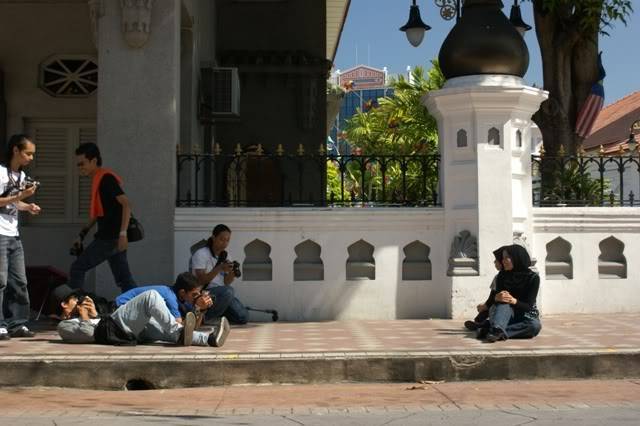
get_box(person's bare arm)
[116,194,131,252]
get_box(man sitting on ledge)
[57,272,230,347]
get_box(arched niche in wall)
[456,129,468,148]
[598,236,627,279]
[545,237,573,280]
[488,127,500,146]
[402,241,432,280]
[243,239,272,281]
[515,129,523,148]
[294,239,324,281]
[346,239,375,280]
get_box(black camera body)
[24,177,41,189]
[70,241,84,257]
[215,251,242,278]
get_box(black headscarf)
[493,246,508,263]
[496,244,534,291]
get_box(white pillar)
[94,1,180,295]
[423,75,547,318]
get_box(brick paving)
[1,313,639,359]
[0,380,639,417]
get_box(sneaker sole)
[182,312,196,346]
[214,317,230,347]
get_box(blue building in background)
[329,65,395,155]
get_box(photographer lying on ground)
[190,224,248,325]
[57,272,230,347]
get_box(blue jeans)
[0,235,30,330]
[111,290,208,345]
[69,238,136,293]
[205,285,248,324]
[489,303,542,339]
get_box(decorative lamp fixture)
[400,0,432,47]
[438,0,529,79]
[627,133,637,153]
[509,0,532,36]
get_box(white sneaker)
[180,312,196,346]
[207,316,230,347]
[0,327,9,341]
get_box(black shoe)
[180,312,196,346]
[208,317,230,347]
[476,326,489,340]
[9,326,35,338]
[0,328,10,341]
[464,320,478,331]
[485,330,507,343]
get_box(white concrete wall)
[175,208,450,321]
[532,207,640,314]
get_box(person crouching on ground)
[464,246,506,332]
[190,224,248,325]
[483,244,542,343]
[57,272,230,347]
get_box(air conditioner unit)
[200,67,240,119]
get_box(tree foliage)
[326,62,444,204]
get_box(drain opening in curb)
[125,379,156,391]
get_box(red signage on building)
[339,66,386,90]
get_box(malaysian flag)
[575,52,606,138]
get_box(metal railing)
[176,147,440,207]
[532,152,640,207]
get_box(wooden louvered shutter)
[26,125,70,222]
[76,127,96,220]
[23,119,96,224]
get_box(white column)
[423,75,547,318]
[94,0,180,295]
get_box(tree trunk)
[531,0,602,200]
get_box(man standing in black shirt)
[69,143,136,293]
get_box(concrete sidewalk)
[1,314,639,389]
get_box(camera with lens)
[70,241,84,256]
[76,295,87,305]
[215,251,241,278]
[231,260,241,278]
[24,177,41,189]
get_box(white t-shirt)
[0,165,25,237]
[190,246,226,288]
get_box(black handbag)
[127,215,144,242]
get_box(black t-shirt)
[95,174,124,240]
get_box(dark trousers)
[69,238,136,293]
[0,235,30,330]
[205,285,248,324]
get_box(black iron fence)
[176,149,441,207]
[532,152,640,206]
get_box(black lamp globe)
[439,0,529,79]
[400,0,432,47]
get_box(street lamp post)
[400,0,532,47]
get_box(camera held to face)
[24,177,41,189]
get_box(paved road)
[2,379,639,425]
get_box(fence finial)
[558,144,566,157]
[578,145,586,157]
[599,144,605,155]
[297,144,305,156]
[256,144,264,156]
[213,143,222,156]
[276,144,284,156]
[235,143,243,156]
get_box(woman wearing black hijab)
[485,244,541,343]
